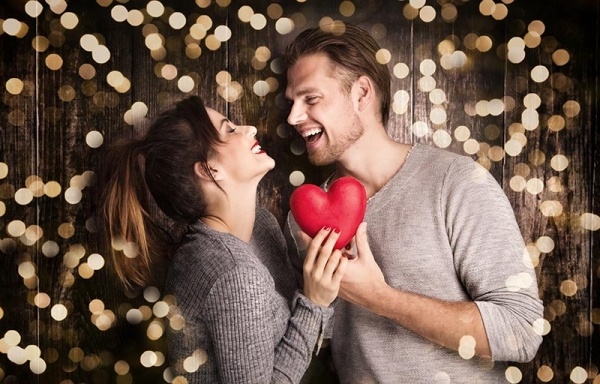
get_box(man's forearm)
[343,284,492,358]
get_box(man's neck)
[335,132,412,199]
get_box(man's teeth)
[302,128,323,138]
[251,145,262,154]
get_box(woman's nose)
[242,125,257,137]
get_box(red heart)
[290,176,367,250]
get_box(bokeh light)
[0,1,596,383]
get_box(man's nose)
[287,103,307,127]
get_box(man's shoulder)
[408,143,475,177]
[413,143,470,163]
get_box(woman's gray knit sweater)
[165,208,332,383]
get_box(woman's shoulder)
[254,206,281,230]
[183,224,264,265]
[170,225,266,284]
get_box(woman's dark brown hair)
[98,96,221,290]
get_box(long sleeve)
[284,196,339,341]
[442,156,544,362]
[295,144,546,382]
[201,265,331,383]
[165,214,335,384]
[283,215,306,291]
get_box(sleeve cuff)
[292,291,334,354]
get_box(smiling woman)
[96,95,347,383]
[0,0,598,383]
[206,109,275,186]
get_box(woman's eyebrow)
[218,118,231,128]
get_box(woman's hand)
[300,227,348,307]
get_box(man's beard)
[308,115,363,166]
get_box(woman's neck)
[200,184,258,242]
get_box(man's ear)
[354,75,374,112]
[194,162,224,181]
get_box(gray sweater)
[286,143,544,383]
[166,208,332,383]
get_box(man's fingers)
[354,222,372,259]
[342,237,358,259]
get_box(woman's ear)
[194,162,224,181]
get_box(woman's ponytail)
[98,95,215,290]
[98,138,162,290]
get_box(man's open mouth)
[302,128,323,143]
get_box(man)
[283,22,544,383]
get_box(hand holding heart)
[297,221,387,309]
[290,176,367,250]
[338,222,387,308]
[301,227,348,307]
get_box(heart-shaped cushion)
[290,176,367,249]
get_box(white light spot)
[505,366,523,383]
[214,25,232,42]
[169,12,187,30]
[580,213,600,231]
[289,171,305,186]
[532,318,551,336]
[86,131,104,148]
[51,304,68,321]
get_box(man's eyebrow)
[286,87,321,100]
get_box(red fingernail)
[333,228,340,234]
[323,226,331,231]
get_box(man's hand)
[338,223,387,308]
[338,223,493,357]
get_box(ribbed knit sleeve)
[282,144,545,382]
[284,213,338,340]
[442,156,544,362]
[274,292,333,379]
[201,265,330,383]
[166,212,332,384]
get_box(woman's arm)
[203,265,328,384]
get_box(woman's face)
[206,108,275,183]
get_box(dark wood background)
[0,0,598,383]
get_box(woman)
[98,95,347,383]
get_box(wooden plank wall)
[0,0,598,383]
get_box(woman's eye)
[306,96,318,105]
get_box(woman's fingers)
[313,228,340,273]
[302,228,349,307]
[303,226,333,272]
[331,253,348,286]
[323,249,344,279]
